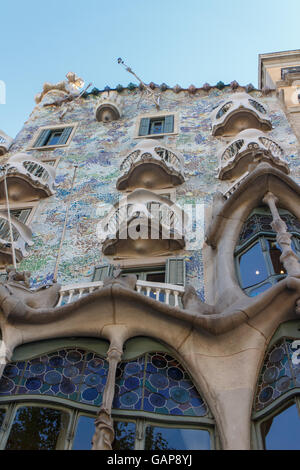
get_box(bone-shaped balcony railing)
[120,146,183,174]
[0,153,56,194]
[57,279,185,307]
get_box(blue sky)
[1,0,300,138]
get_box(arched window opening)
[0,347,109,406]
[235,208,300,296]
[71,347,213,450]
[0,338,215,450]
[259,400,300,450]
[253,323,300,449]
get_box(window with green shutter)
[33,127,74,148]
[165,257,186,286]
[92,261,185,286]
[92,265,114,282]
[163,115,174,134]
[138,115,174,136]
[120,266,165,282]
[138,118,151,136]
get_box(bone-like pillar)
[91,338,124,450]
[263,191,300,277]
[0,342,12,380]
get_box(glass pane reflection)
[263,403,300,450]
[72,415,94,450]
[144,426,210,450]
[72,417,136,450]
[5,406,68,450]
[268,240,286,275]
[239,242,268,288]
[249,282,272,297]
[113,421,136,450]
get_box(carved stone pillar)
[263,191,300,277]
[91,344,123,450]
[0,342,12,380]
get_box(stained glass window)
[0,348,207,417]
[253,332,300,449]
[113,352,208,417]
[255,338,300,411]
[0,345,213,450]
[236,209,300,296]
[238,210,300,246]
[0,348,108,407]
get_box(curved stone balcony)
[0,153,56,203]
[0,210,33,264]
[116,139,185,191]
[211,93,272,136]
[0,130,13,156]
[97,188,185,257]
[218,129,289,180]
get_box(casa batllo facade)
[0,51,300,450]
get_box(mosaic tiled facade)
[3,87,299,298]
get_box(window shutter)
[163,115,174,134]
[34,129,51,148]
[138,118,150,136]
[165,257,185,286]
[58,127,73,145]
[92,264,114,282]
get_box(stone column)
[0,341,12,380]
[91,341,123,450]
[263,191,300,277]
